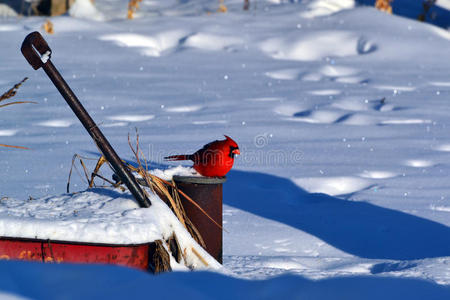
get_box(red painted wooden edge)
[0,237,150,271]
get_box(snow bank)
[99,30,189,57]
[260,31,375,61]
[300,0,355,18]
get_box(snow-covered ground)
[0,0,450,298]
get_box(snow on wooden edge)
[0,186,222,271]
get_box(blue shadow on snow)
[224,170,450,260]
[0,260,448,300]
[82,155,450,261]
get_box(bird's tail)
[164,154,193,161]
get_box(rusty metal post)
[21,31,151,208]
[173,175,225,263]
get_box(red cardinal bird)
[165,135,240,177]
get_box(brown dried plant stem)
[0,101,37,109]
[0,78,29,101]
[191,247,209,267]
[66,132,219,257]
[127,0,142,19]
[218,0,228,13]
[0,144,29,150]
[126,132,222,241]
[67,154,92,193]
[375,0,393,14]
[127,133,186,227]
[0,77,36,109]
[67,154,125,193]
[158,176,223,231]
[1,77,33,150]
[43,20,54,35]
[89,155,107,188]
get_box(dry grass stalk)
[67,154,124,193]
[182,248,188,262]
[67,154,93,192]
[0,101,36,109]
[127,132,221,238]
[191,247,209,267]
[66,132,220,251]
[0,77,35,109]
[0,144,29,150]
[126,132,210,248]
[0,78,29,102]
[375,0,393,14]
[218,0,228,13]
[127,0,142,19]
[43,20,54,34]
[134,167,223,232]
[149,240,172,273]
[89,155,107,188]
[171,181,206,248]
[1,78,33,150]
[127,132,187,228]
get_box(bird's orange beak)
[233,148,240,155]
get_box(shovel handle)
[21,32,152,208]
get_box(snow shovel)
[21,31,151,208]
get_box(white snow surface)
[1,0,450,299]
[69,0,105,21]
[2,187,168,244]
[439,0,450,10]
[149,165,199,180]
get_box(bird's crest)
[224,135,238,147]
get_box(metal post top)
[172,175,226,185]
